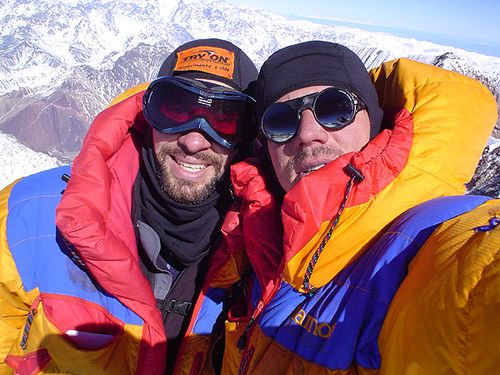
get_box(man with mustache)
[176,41,499,374]
[0,38,257,374]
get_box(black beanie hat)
[255,41,383,138]
[157,38,258,91]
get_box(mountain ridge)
[0,0,498,194]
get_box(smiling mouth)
[171,155,210,173]
[178,161,208,172]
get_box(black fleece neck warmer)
[133,134,229,267]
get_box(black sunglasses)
[260,87,366,144]
[143,76,255,149]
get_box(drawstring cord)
[473,216,499,232]
[302,164,364,296]
[20,296,42,349]
[236,163,364,372]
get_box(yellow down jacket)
[174,58,499,375]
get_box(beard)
[154,145,226,204]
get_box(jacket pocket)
[40,292,124,350]
[5,293,141,375]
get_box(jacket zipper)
[235,297,267,374]
[235,252,288,374]
[237,300,263,375]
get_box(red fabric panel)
[230,158,284,303]
[227,109,413,303]
[281,108,413,263]
[5,349,51,374]
[55,91,166,373]
[41,293,123,349]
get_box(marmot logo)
[289,308,335,338]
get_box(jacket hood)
[231,58,498,294]
[55,83,167,373]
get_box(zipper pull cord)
[302,164,364,297]
[20,296,42,350]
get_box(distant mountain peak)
[0,0,498,195]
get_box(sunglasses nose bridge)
[296,106,314,127]
[295,95,315,121]
[294,109,331,147]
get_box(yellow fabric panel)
[0,182,144,374]
[107,82,150,108]
[221,320,247,375]
[176,244,250,374]
[175,335,213,375]
[209,251,249,289]
[370,58,497,192]
[284,59,498,291]
[224,325,367,375]
[0,181,39,374]
[0,182,31,305]
[5,301,142,374]
[378,199,500,374]
[286,162,478,291]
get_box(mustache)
[156,145,223,168]
[288,146,340,172]
[153,144,227,204]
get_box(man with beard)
[174,41,499,374]
[0,39,257,374]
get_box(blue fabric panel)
[7,166,143,325]
[192,287,225,335]
[256,195,490,370]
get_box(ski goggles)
[260,87,366,144]
[143,76,255,149]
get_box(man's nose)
[294,109,329,146]
[177,131,212,154]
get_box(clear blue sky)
[226,0,500,57]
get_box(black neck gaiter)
[134,134,229,268]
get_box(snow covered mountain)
[0,132,64,190]
[0,0,499,194]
